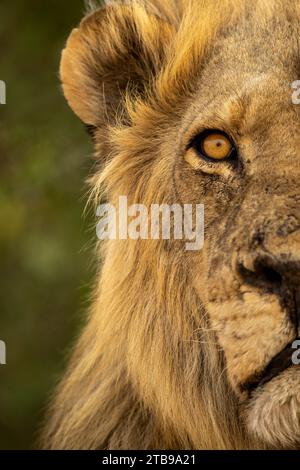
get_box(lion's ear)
[60,4,174,126]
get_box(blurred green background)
[0,0,96,449]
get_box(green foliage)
[0,0,95,449]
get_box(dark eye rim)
[187,129,237,163]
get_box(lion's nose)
[237,250,300,328]
[237,253,283,291]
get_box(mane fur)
[41,0,289,450]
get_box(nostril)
[237,258,283,291]
[255,264,283,286]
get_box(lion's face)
[57,0,300,449]
[173,18,300,447]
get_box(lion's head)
[44,0,300,449]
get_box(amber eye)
[191,130,236,161]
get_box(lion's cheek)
[206,294,293,394]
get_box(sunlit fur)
[42,0,300,449]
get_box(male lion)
[43,0,300,449]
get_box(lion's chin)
[244,367,300,449]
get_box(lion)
[42,0,300,449]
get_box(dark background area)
[0,0,96,449]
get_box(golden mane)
[41,0,293,449]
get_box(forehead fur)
[88,0,297,107]
[62,0,300,132]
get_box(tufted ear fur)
[60,3,175,127]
